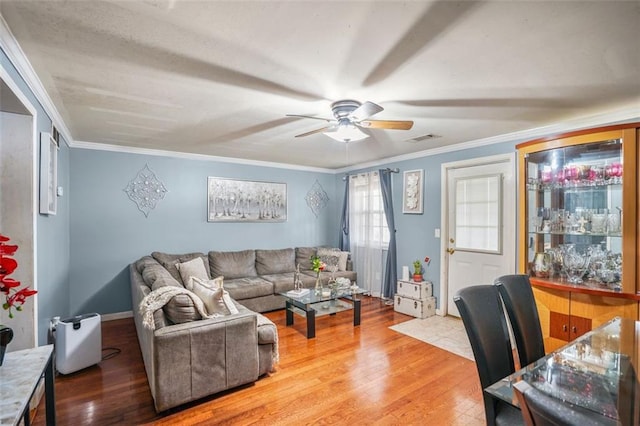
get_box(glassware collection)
[525,139,624,292]
[532,244,622,290]
[527,161,623,190]
[529,207,622,236]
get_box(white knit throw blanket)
[139,286,216,330]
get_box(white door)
[443,156,516,317]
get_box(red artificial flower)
[1,277,22,293]
[0,257,18,276]
[0,233,37,318]
[0,244,17,256]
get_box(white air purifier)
[55,313,101,374]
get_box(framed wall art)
[207,177,287,222]
[39,131,58,215]
[402,169,424,214]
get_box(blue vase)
[0,325,13,366]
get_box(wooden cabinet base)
[532,284,639,353]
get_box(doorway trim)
[1,65,40,346]
[438,152,517,316]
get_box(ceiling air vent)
[405,134,441,143]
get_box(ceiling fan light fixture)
[324,123,368,143]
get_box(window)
[350,172,389,248]
[454,174,502,253]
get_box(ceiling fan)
[287,100,413,142]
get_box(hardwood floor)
[34,297,485,425]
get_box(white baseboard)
[100,311,133,321]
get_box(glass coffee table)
[279,285,366,338]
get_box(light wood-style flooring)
[34,296,485,425]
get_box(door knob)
[446,247,455,255]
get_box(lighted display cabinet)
[517,124,639,352]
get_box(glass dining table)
[485,316,639,424]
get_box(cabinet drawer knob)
[563,324,568,332]
[572,326,577,333]
[414,301,418,309]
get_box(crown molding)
[0,13,73,146]
[338,105,640,174]
[72,140,336,174]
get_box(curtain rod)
[342,168,400,180]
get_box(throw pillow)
[317,247,350,271]
[176,257,210,290]
[190,276,239,316]
[336,251,350,271]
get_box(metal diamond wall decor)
[305,180,329,217]
[124,164,168,217]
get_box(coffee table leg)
[306,309,316,339]
[353,298,361,326]
[285,300,293,326]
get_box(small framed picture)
[39,132,58,215]
[403,169,424,214]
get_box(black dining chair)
[454,285,524,426]
[513,380,619,426]
[494,274,546,367]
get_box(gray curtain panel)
[339,178,350,252]
[379,169,397,299]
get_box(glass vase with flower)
[310,255,326,295]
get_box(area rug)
[389,315,474,361]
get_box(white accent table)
[0,344,55,425]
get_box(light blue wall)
[1,48,71,345]
[69,149,340,315]
[346,140,521,308]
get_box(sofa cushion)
[151,251,208,283]
[295,247,317,271]
[163,294,203,324]
[256,248,295,275]
[136,256,159,275]
[144,264,201,324]
[143,263,183,290]
[222,277,274,300]
[209,250,257,279]
[260,272,296,293]
[176,257,210,289]
[190,276,238,315]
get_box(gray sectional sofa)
[130,246,355,411]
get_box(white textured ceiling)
[1,0,639,169]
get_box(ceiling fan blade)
[348,101,384,121]
[358,120,414,130]
[362,1,480,86]
[286,114,333,123]
[294,126,335,138]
